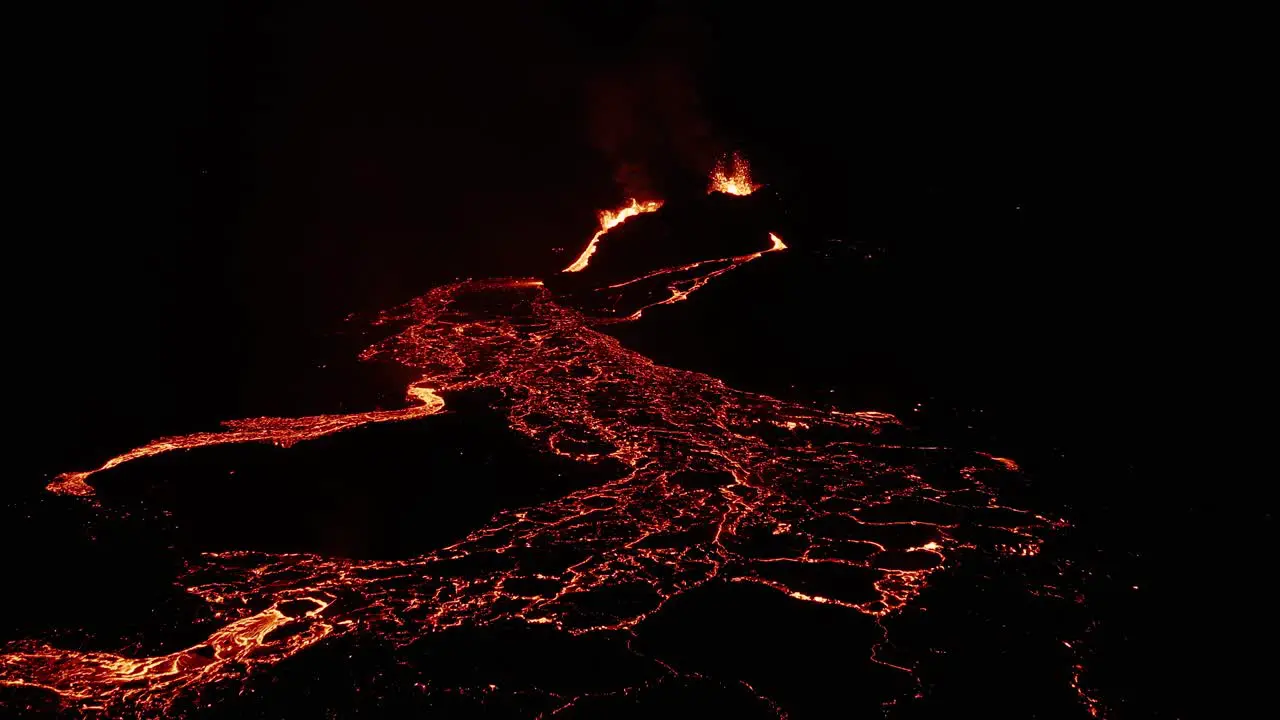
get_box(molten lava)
[708,151,762,196]
[562,198,663,273]
[0,169,1096,718]
[45,386,447,498]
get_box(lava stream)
[45,386,445,498]
[562,198,663,273]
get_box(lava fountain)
[708,151,762,196]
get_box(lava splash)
[708,151,762,196]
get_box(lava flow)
[562,198,663,273]
[1,161,1092,718]
[45,386,447,498]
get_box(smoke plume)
[584,14,717,199]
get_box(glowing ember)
[1,196,1090,716]
[562,198,663,272]
[708,151,762,196]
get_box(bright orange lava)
[708,151,762,196]
[562,198,663,272]
[45,387,446,498]
[1,187,1091,716]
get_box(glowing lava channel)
[46,386,446,498]
[562,198,663,273]
[595,232,788,322]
